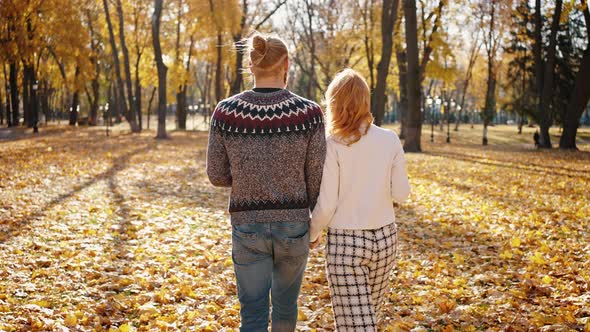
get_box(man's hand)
[310,234,323,249]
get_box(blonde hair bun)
[252,35,268,60]
[249,33,288,73]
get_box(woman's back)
[309,68,410,241]
[312,124,408,233]
[329,124,407,229]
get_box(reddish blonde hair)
[325,69,374,145]
[249,33,288,78]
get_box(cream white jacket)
[310,124,410,242]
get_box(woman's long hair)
[325,69,374,145]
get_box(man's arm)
[305,115,327,211]
[310,141,338,242]
[206,115,232,187]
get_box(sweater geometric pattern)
[211,92,324,136]
[206,89,326,225]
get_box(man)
[206,33,326,331]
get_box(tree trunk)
[455,89,467,132]
[86,9,100,126]
[176,35,194,131]
[372,0,400,126]
[440,88,446,131]
[230,36,245,96]
[23,17,36,129]
[533,0,544,108]
[483,67,497,145]
[418,0,444,84]
[482,1,497,145]
[113,82,122,123]
[31,67,39,132]
[214,33,223,104]
[152,0,168,139]
[146,86,156,130]
[559,50,590,149]
[176,89,187,130]
[455,33,480,131]
[230,0,248,96]
[361,0,376,91]
[135,81,142,131]
[2,64,12,127]
[0,82,4,126]
[103,0,137,132]
[304,0,317,99]
[115,0,140,132]
[204,63,213,124]
[3,64,10,126]
[538,0,562,149]
[69,91,80,126]
[106,82,113,126]
[22,64,31,128]
[559,1,590,149]
[174,7,193,131]
[0,90,4,126]
[403,0,422,152]
[69,65,80,125]
[89,77,99,125]
[42,81,51,124]
[397,50,408,138]
[135,54,143,130]
[517,43,528,135]
[9,63,19,126]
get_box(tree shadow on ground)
[89,145,149,327]
[0,126,71,142]
[127,148,230,211]
[0,144,154,243]
[424,150,590,180]
[396,205,500,258]
[381,204,510,329]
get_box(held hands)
[309,233,323,249]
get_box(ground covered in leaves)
[0,124,589,331]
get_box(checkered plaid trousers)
[326,222,398,331]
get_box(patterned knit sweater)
[206,89,326,225]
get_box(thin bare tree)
[372,0,401,126]
[403,0,422,152]
[152,0,167,139]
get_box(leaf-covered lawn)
[0,125,589,331]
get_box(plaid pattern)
[326,223,398,331]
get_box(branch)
[350,56,364,68]
[311,51,330,77]
[581,0,590,43]
[84,85,93,106]
[419,0,444,82]
[344,45,358,67]
[291,55,324,93]
[254,0,287,30]
[47,46,66,81]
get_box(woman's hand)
[310,233,323,249]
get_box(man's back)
[206,89,326,225]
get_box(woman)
[206,33,326,331]
[310,69,410,331]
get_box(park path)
[0,126,589,331]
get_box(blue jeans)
[232,221,310,332]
